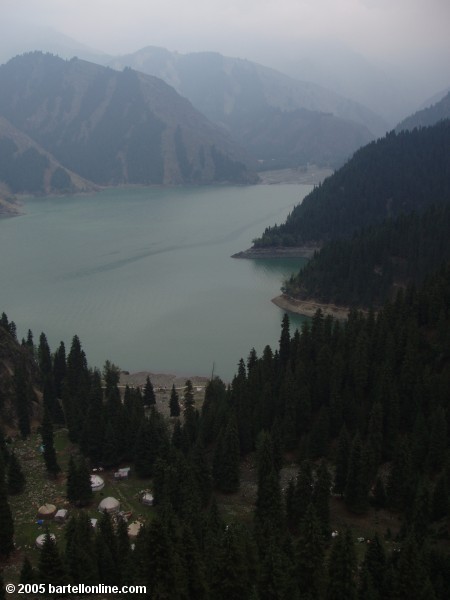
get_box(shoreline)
[272,293,356,320]
[119,370,210,390]
[232,245,320,259]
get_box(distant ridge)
[0,52,256,187]
[108,46,385,169]
[396,90,450,132]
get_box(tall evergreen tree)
[143,375,156,407]
[326,528,357,600]
[38,532,68,586]
[213,411,240,493]
[14,361,31,439]
[254,431,283,538]
[19,556,36,585]
[0,461,14,557]
[295,503,325,600]
[41,407,61,477]
[7,451,26,494]
[169,384,181,417]
[345,433,369,514]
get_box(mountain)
[0,52,256,186]
[269,40,429,126]
[0,116,96,196]
[284,202,450,308]
[0,24,107,67]
[254,120,450,247]
[396,90,450,132]
[107,46,384,168]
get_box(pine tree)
[7,451,26,494]
[41,407,61,477]
[184,379,195,408]
[76,455,93,507]
[0,457,14,557]
[288,460,313,532]
[38,531,68,586]
[0,571,5,600]
[19,556,36,584]
[66,455,92,507]
[334,425,351,495]
[314,460,331,537]
[359,533,386,599]
[213,411,240,493]
[170,384,181,417]
[345,433,369,514]
[14,361,31,439]
[101,420,119,469]
[181,525,209,600]
[279,313,291,367]
[295,503,325,599]
[254,431,283,538]
[66,455,77,504]
[210,525,252,600]
[143,375,156,407]
[326,528,357,600]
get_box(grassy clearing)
[2,429,156,586]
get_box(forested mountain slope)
[253,120,450,247]
[0,116,96,196]
[396,90,450,132]
[284,202,450,307]
[0,52,256,186]
[1,263,450,596]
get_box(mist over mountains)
[0,52,256,189]
[0,25,448,206]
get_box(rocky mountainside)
[0,116,96,196]
[108,46,383,168]
[0,52,256,186]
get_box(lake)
[0,184,310,381]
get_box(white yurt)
[36,533,56,548]
[98,496,120,514]
[90,474,105,492]
[37,504,57,519]
[141,492,154,506]
[127,521,143,539]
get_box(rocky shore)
[272,293,354,320]
[232,245,320,259]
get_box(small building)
[37,504,57,519]
[90,474,105,492]
[36,533,56,549]
[98,496,120,514]
[54,509,68,523]
[90,518,98,529]
[141,492,154,507]
[127,521,142,539]
[114,467,131,480]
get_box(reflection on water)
[249,257,308,278]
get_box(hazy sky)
[2,0,449,67]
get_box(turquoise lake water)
[0,184,310,381]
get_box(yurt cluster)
[34,471,153,548]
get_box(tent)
[90,474,105,492]
[98,496,120,514]
[37,504,57,519]
[36,533,56,548]
[127,521,142,539]
[141,492,154,506]
[54,509,68,523]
